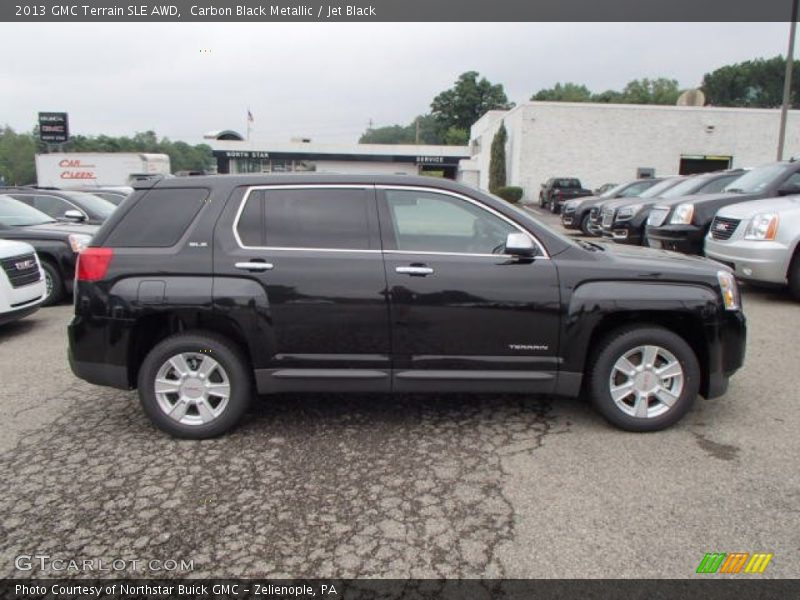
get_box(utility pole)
[415,117,420,144]
[777,0,799,161]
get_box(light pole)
[777,0,799,161]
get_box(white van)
[0,240,47,325]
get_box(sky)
[0,22,796,145]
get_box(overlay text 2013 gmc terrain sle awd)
[68,175,746,438]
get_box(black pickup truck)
[538,177,593,214]
[68,175,746,438]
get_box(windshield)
[0,194,56,226]
[659,176,706,198]
[62,191,116,218]
[616,179,660,198]
[724,163,787,193]
[638,177,684,198]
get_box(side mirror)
[505,232,537,257]
[777,183,800,196]
[63,210,86,222]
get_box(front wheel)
[40,261,63,306]
[137,332,252,438]
[789,251,800,301]
[580,213,592,236]
[587,326,700,432]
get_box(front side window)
[236,188,372,250]
[385,190,517,255]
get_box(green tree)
[531,82,592,102]
[619,78,681,105]
[0,126,37,185]
[431,71,514,134]
[442,126,469,145]
[702,56,800,108]
[488,122,507,194]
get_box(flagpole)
[247,107,251,141]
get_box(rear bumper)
[68,315,133,389]
[645,224,706,255]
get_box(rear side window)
[236,188,371,250]
[105,188,208,247]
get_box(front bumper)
[601,220,644,245]
[705,238,791,286]
[560,210,578,228]
[705,310,746,398]
[645,224,706,255]
[0,301,41,326]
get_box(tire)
[550,200,560,214]
[539,194,545,208]
[580,213,592,236]
[137,332,252,439]
[587,326,700,432]
[40,261,64,306]
[789,251,800,301]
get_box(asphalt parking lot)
[0,209,798,579]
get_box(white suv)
[0,240,47,325]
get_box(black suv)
[646,161,800,255]
[68,175,746,438]
[0,194,98,305]
[599,170,745,246]
[561,178,662,236]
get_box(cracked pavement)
[1,231,799,579]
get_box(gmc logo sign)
[15,260,35,270]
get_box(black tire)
[580,213,592,236]
[550,200,560,214]
[538,194,545,208]
[789,252,800,301]
[587,326,700,432]
[137,332,252,439]
[40,261,64,306]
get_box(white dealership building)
[459,102,800,202]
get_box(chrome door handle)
[396,266,434,276]
[235,262,274,271]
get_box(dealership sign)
[38,112,69,143]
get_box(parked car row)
[0,186,130,323]
[558,161,800,300]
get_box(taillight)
[77,247,114,281]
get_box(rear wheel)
[137,332,252,438]
[40,261,63,306]
[587,326,700,432]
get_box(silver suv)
[705,195,800,300]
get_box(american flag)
[247,109,254,123]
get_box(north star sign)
[222,151,269,159]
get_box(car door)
[377,186,561,393]
[213,184,391,393]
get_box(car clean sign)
[38,112,69,143]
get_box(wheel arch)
[564,281,720,398]
[126,311,254,389]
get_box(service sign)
[38,112,69,143]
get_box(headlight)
[670,203,695,225]
[717,270,740,311]
[616,204,643,220]
[563,200,578,211]
[68,234,92,253]
[744,212,779,241]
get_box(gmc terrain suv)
[68,175,746,438]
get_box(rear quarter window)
[104,188,208,247]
